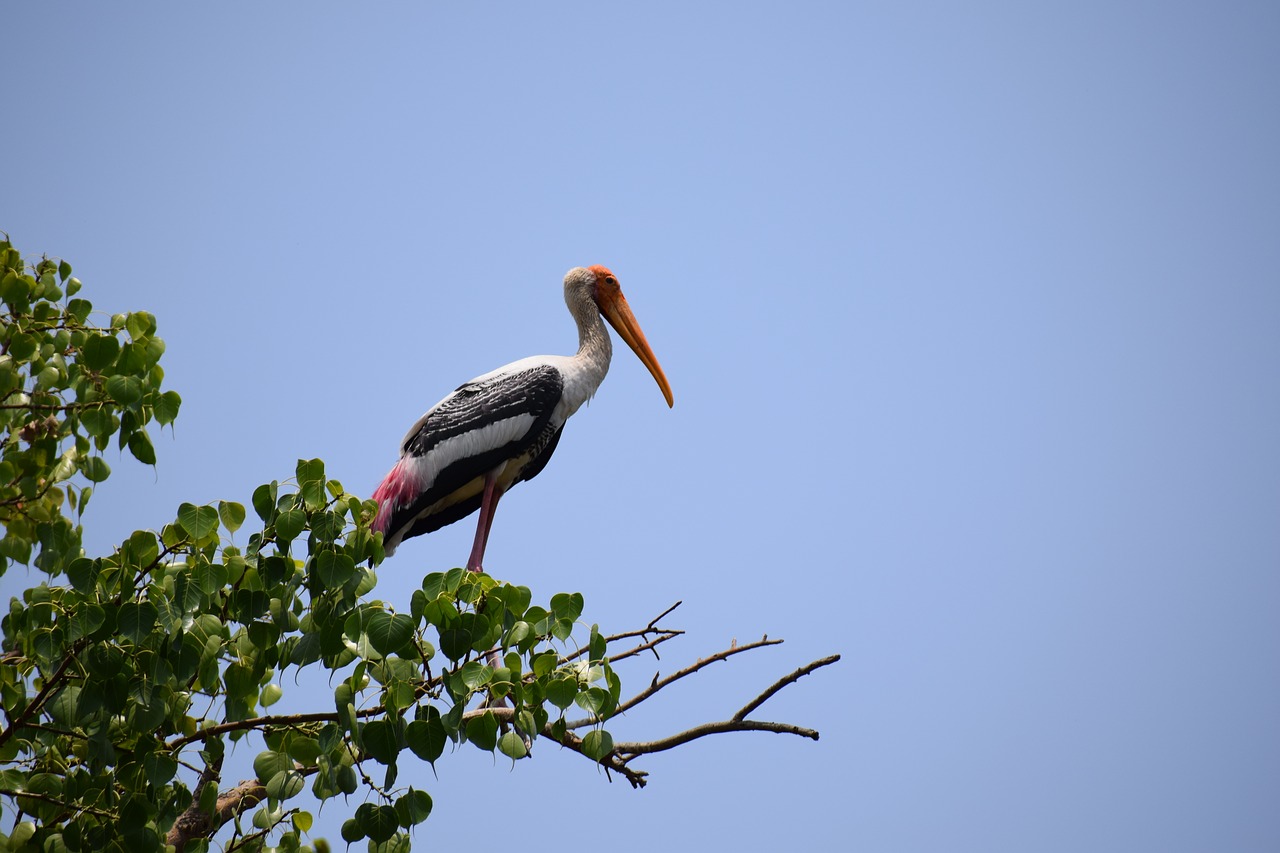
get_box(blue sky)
[4,3,1279,850]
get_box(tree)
[0,235,838,852]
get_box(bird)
[372,265,673,571]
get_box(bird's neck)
[575,308,612,373]
[561,301,612,413]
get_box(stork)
[372,265,673,571]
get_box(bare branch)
[601,629,683,666]
[567,635,784,730]
[733,654,842,722]
[558,601,685,664]
[614,718,821,757]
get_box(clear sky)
[4,3,1279,851]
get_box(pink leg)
[465,469,528,749]
[465,469,504,573]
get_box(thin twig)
[566,635,784,729]
[558,602,685,664]
[601,630,682,666]
[0,787,116,819]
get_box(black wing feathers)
[387,365,565,543]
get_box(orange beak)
[599,289,674,407]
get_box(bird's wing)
[374,364,565,548]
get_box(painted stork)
[372,265,673,571]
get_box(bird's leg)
[462,468,529,750]
[465,468,504,573]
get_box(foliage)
[0,237,834,853]
[0,234,178,579]
[0,239,627,852]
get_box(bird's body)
[372,266,672,567]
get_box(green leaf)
[459,661,493,691]
[67,296,90,321]
[581,729,614,762]
[341,819,363,843]
[355,803,399,844]
[252,802,283,830]
[177,503,219,541]
[405,715,446,764]
[361,718,401,765]
[154,390,182,425]
[260,683,283,707]
[314,549,355,588]
[546,675,578,710]
[506,620,533,648]
[336,763,358,795]
[394,789,433,827]
[575,686,610,717]
[252,481,278,523]
[126,311,157,340]
[118,602,158,643]
[191,560,227,595]
[286,735,321,766]
[252,749,293,782]
[498,730,529,760]
[366,612,414,656]
[80,455,111,483]
[68,603,106,641]
[127,430,156,465]
[104,374,143,407]
[217,500,245,534]
[7,332,37,360]
[531,651,558,679]
[466,710,498,751]
[550,591,584,621]
[66,557,99,592]
[297,458,326,510]
[275,507,305,541]
[142,752,178,787]
[80,407,116,438]
[81,334,120,372]
[589,624,606,661]
[265,769,306,801]
[224,662,257,700]
[188,613,225,647]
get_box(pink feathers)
[371,457,421,535]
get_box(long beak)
[600,290,675,407]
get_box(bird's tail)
[371,457,420,554]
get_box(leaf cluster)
[0,235,180,578]
[1,453,622,852]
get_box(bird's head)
[565,265,674,408]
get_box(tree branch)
[615,718,821,756]
[165,749,224,853]
[0,639,89,750]
[566,635,785,730]
[732,654,842,722]
[165,712,338,752]
[161,620,837,848]
[559,601,685,665]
